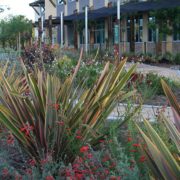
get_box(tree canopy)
[149,7,180,38]
[0,15,32,49]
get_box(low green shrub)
[174,53,180,65]
[46,55,104,87]
[127,72,179,101]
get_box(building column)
[143,13,148,54]
[166,24,173,53]
[77,32,80,49]
[122,16,127,53]
[166,35,173,53]
[64,25,68,47]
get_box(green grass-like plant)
[136,80,180,179]
[0,54,136,167]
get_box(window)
[126,16,143,42]
[135,16,143,42]
[94,22,105,44]
[58,0,64,5]
[127,19,130,42]
[148,17,156,42]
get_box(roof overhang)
[63,0,180,21]
[29,0,45,8]
[32,0,180,27]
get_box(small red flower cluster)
[20,123,34,136]
[57,145,121,179]
[40,158,49,166]
[139,155,146,163]
[75,130,82,140]
[45,175,54,180]
[127,137,132,142]
[127,134,147,164]
[49,103,60,111]
[132,143,141,147]
[15,173,22,180]
[28,159,36,167]
[2,168,9,177]
[80,146,89,153]
[7,134,14,145]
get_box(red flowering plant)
[21,43,55,71]
[0,52,136,173]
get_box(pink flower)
[109,162,116,169]
[102,155,110,162]
[2,168,8,176]
[139,155,146,163]
[76,130,81,135]
[15,174,22,180]
[73,163,80,169]
[80,146,89,153]
[132,143,140,147]
[104,169,109,175]
[46,176,54,180]
[87,153,93,159]
[127,137,132,142]
[40,158,48,165]
[50,103,60,110]
[65,169,72,177]
[57,121,64,126]
[28,159,36,166]
[76,135,82,139]
[75,172,84,179]
[110,176,121,180]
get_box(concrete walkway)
[125,62,180,81]
[109,103,173,122]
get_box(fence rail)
[79,41,180,55]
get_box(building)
[30,0,58,44]
[30,0,180,55]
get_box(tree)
[149,7,180,54]
[0,15,32,49]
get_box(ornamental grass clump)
[0,50,136,170]
[136,80,180,180]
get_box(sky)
[0,0,35,21]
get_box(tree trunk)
[74,22,78,49]
[108,16,112,49]
[156,28,162,56]
[130,16,135,53]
